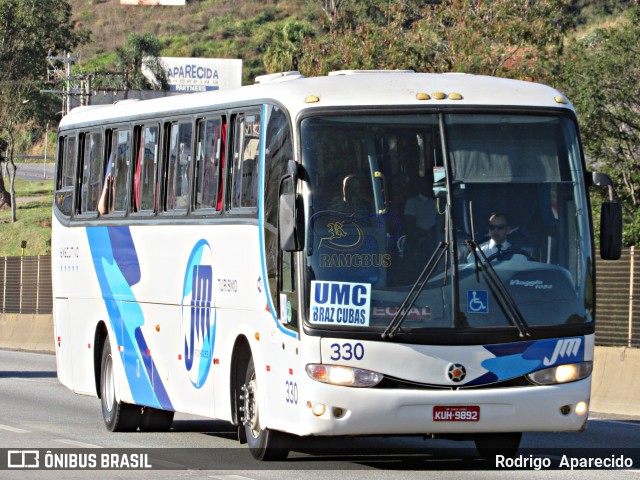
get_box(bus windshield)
[301,113,593,334]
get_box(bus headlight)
[526,361,593,385]
[306,364,383,387]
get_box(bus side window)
[230,112,260,210]
[79,131,103,214]
[165,121,192,212]
[132,125,159,213]
[194,117,224,211]
[55,135,76,216]
[106,129,131,214]
[98,128,130,215]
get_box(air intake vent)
[328,70,414,76]
[254,71,304,84]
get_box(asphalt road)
[12,163,55,182]
[1,349,639,479]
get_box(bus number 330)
[330,342,365,361]
[285,380,298,404]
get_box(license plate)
[433,405,480,422]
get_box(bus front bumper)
[293,378,591,436]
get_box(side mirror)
[279,191,304,252]
[600,202,622,260]
[589,171,622,260]
[590,171,616,202]
[432,166,447,198]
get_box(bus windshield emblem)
[448,363,466,382]
[318,219,364,251]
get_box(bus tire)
[139,407,174,432]
[240,357,289,461]
[474,432,522,459]
[100,336,141,432]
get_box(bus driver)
[473,212,528,262]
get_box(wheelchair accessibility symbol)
[467,290,489,314]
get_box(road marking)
[590,418,640,427]
[55,439,103,448]
[0,424,30,433]
[209,476,257,480]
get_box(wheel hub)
[240,379,259,436]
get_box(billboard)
[150,57,243,93]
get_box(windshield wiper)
[382,242,448,339]
[465,240,531,337]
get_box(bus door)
[262,104,301,426]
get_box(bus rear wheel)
[100,336,141,432]
[474,432,522,459]
[240,357,289,461]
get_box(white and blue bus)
[52,71,622,460]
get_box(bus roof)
[59,71,574,129]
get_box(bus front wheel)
[240,358,289,461]
[100,336,141,432]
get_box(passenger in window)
[342,174,373,214]
[403,175,437,249]
[98,159,114,215]
[389,173,410,221]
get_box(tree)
[559,6,640,246]
[0,138,8,207]
[0,0,86,220]
[0,80,38,219]
[264,20,315,73]
[116,33,169,92]
[321,0,349,27]
[300,0,571,81]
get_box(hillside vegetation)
[67,0,634,84]
[70,0,315,84]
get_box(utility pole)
[41,51,81,115]
[43,121,49,178]
[80,75,92,107]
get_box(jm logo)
[543,338,582,366]
[185,264,212,372]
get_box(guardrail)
[595,246,639,348]
[0,256,52,315]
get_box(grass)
[0,178,53,257]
